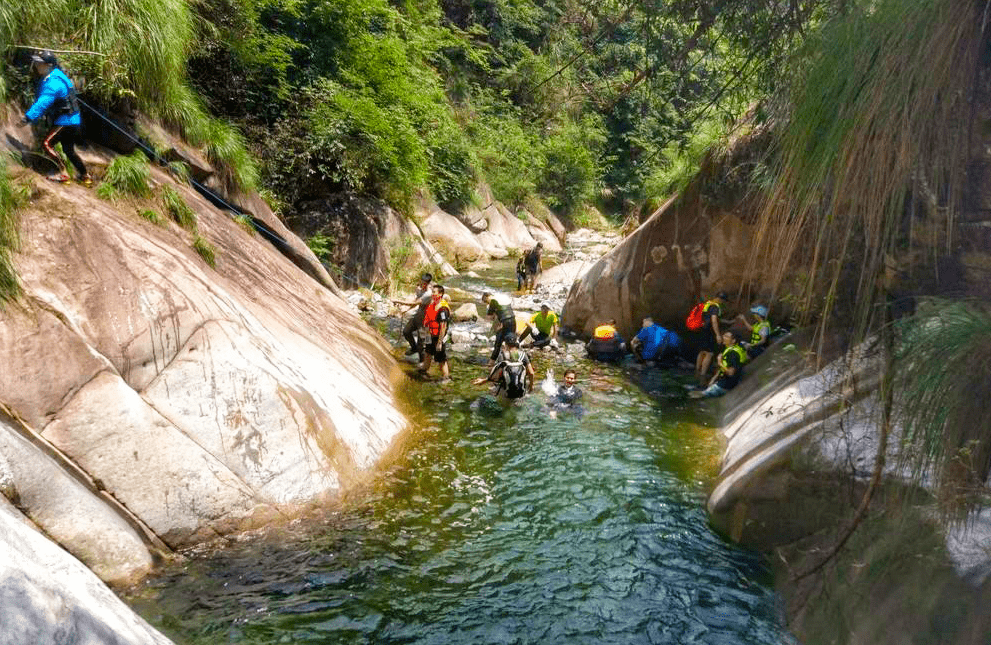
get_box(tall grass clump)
[192,234,216,267]
[96,151,152,199]
[750,0,981,348]
[0,0,256,192]
[0,159,23,303]
[161,185,197,232]
[895,300,991,516]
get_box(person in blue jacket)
[19,51,91,186]
[631,317,681,366]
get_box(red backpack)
[685,302,705,330]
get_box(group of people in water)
[395,272,772,407]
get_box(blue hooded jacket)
[26,68,81,126]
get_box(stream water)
[123,262,798,645]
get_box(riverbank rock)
[0,114,411,585]
[0,497,175,645]
[420,210,486,264]
[453,303,479,322]
[707,339,991,644]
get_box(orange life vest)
[423,298,451,335]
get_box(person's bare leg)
[420,355,433,373]
[697,351,713,385]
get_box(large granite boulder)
[288,194,454,289]
[420,210,487,263]
[0,120,410,583]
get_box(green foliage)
[99,151,152,198]
[0,159,23,303]
[537,117,605,215]
[192,234,217,267]
[387,236,417,295]
[161,185,198,232]
[305,234,335,264]
[644,118,729,200]
[138,208,164,226]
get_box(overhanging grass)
[751,0,980,346]
[895,300,991,516]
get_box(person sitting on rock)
[691,330,746,398]
[19,51,91,186]
[586,319,626,362]
[737,304,771,359]
[482,291,517,365]
[518,303,559,350]
[472,333,533,399]
[419,284,451,382]
[631,317,682,366]
[522,242,543,292]
[394,272,433,359]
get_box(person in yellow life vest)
[695,291,729,386]
[419,285,451,382]
[585,319,626,362]
[737,304,771,359]
[518,303,559,350]
[691,330,745,398]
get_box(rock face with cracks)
[0,119,411,589]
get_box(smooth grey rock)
[0,497,174,645]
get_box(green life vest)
[720,344,747,371]
[751,320,770,345]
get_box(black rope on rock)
[76,97,377,290]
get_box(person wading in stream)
[482,291,516,365]
[19,51,92,186]
[522,242,542,292]
[419,284,451,382]
[472,333,534,399]
[394,272,432,359]
[694,292,729,387]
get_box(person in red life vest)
[420,284,452,382]
[694,291,729,387]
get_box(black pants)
[491,317,517,361]
[403,316,421,351]
[44,125,87,177]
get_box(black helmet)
[30,50,58,66]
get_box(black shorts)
[699,331,719,354]
[426,336,447,362]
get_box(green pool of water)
[125,351,796,644]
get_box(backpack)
[502,360,527,399]
[686,302,705,330]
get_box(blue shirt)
[634,324,680,360]
[26,69,81,126]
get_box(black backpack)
[502,360,527,398]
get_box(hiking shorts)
[426,335,447,362]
